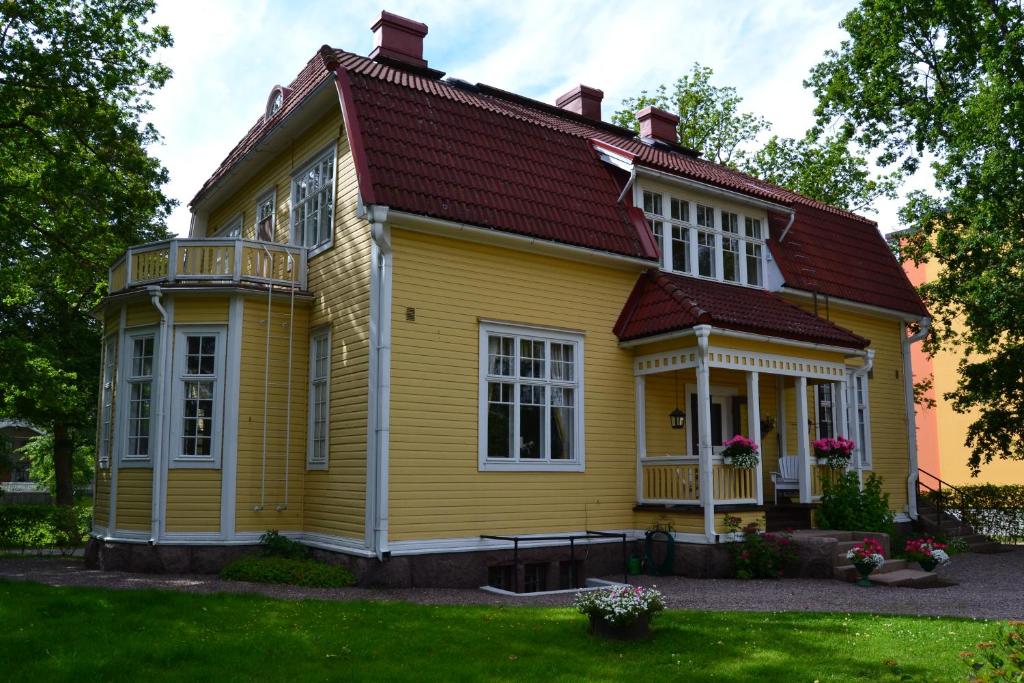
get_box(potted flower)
[904,537,951,572]
[812,436,856,469]
[846,537,885,586]
[573,585,664,640]
[721,435,759,469]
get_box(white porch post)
[635,374,646,505]
[695,326,715,540]
[746,370,763,505]
[795,375,812,503]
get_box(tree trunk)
[52,423,74,507]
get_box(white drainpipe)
[147,286,169,543]
[902,316,932,520]
[367,205,392,559]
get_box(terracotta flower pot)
[589,613,652,640]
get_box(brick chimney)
[637,106,679,144]
[555,84,604,121]
[370,11,429,69]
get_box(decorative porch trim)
[634,344,848,381]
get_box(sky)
[147,0,932,236]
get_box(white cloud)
[146,0,930,236]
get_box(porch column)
[795,375,812,503]
[635,374,646,505]
[746,371,763,505]
[695,326,715,540]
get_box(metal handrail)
[917,468,965,531]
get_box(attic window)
[265,87,285,121]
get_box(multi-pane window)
[307,329,330,468]
[171,328,223,466]
[98,335,117,468]
[816,384,835,440]
[640,187,768,287]
[480,324,583,470]
[854,375,871,466]
[292,150,335,250]
[215,214,242,238]
[125,334,155,460]
[256,191,275,242]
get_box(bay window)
[98,334,117,468]
[640,186,768,288]
[124,332,156,461]
[171,327,225,467]
[479,322,584,471]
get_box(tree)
[0,1,174,504]
[807,0,1024,474]
[19,434,95,496]
[612,63,896,212]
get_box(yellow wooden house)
[90,12,931,584]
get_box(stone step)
[957,534,989,545]
[869,569,944,588]
[835,559,908,581]
[971,541,1010,554]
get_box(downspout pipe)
[903,316,932,520]
[778,211,797,243]
[146,286,169,543]
[367,204,392,559]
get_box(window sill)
[118,458,152,468]
[479,459,585,473]
[307,240,333,259]
[169,457,221,470]
[306,461,329,471]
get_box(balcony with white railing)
[108,239,307,294]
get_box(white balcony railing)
[639,455,759,506]
[108,238,307,294]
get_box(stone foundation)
[84,537,259,574]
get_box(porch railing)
[639,456,757,506]
[108,238,307,294]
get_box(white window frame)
[169,325,226,468]
[255,188,276,242]
[640,185,768,289]
[850,373,873,468]
[119,327,157,466]
[307,326,331,470]
[478,321,585,472]
[98,333,118,469]
[815,383,837,440]
[290,145,336,256]
[213,212,243,238]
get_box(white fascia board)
[385,209,655,272]
[619,324,867,357]
[633,166,795,216]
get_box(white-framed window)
[307,327,331,470]
[478,322,584,472]
[640,185,768,288]
[256,190,275,242]
[852,374,872,467]
[123,331,156,462]
[214,213,243,238]
[170,326,226,467]
[98,334,118,469]
[291,147,335,253]
[816,383,836,440]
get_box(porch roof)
[614,270,870,350]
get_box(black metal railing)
[479,531,629,594]
[917,468,965,531]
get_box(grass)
[0,580,997,682]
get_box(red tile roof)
[614,270,870,349]
[191,46,927,318]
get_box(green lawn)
[0,580,996,682]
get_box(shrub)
[0,503,91,552]
[724,516,797,579]
[219,556,355,588]
[928,484,1024,543]
[815,472,894,534]
[963,621,1024,682]
[259,530,308,559]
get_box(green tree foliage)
[807,0,1024,473]
[18,434,94,496]
[0,1,174,504]
[612,63,896,212]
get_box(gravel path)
[1,549,1020,619]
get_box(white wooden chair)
[771,455,800,504]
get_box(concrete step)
[835,559,908,581]
[869,569,944,588]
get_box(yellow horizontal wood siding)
[94,470,111,527]
[165,469,221,532]
[115,468,152,531]
[304,133,370,540]
[783,297,912,513]
[235,298,309,532]
[173,296,229,324]
[125,302,158,328]
[634,510,704,534]
[388,228,643,541]
[208,111,341,243]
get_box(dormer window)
[641,187,767,288]
[265,86,290,122]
